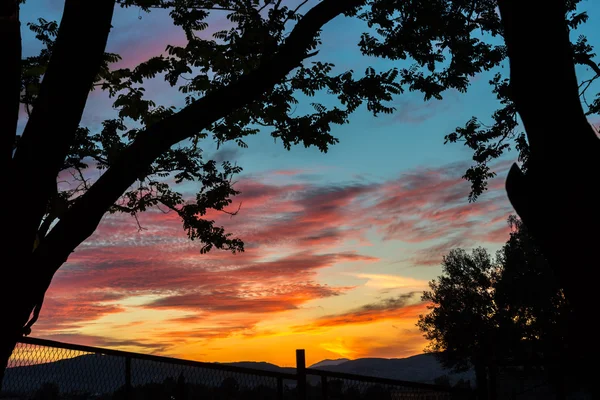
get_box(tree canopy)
[417,216,572,395]
[443,1,598,201]
[13,0,514,260]
[418,246,498,372]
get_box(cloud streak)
[35,159,512,363]
[296,292,426,331]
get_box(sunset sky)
[20,1,600,367]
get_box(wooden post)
[296,349,307,400]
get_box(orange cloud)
[35,292,127,332]
[319,329,427,360]
[295,293,427,331]
[35,160,511,363]
[145,282,354,313]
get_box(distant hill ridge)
[223,354,472,385]
[2,352,473,394]
[309,358,350,368]
[306,354,473,384]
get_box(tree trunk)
[0,332,19,390]
[0,308,31,391]
[0,0,21,170]
[0,253,44,391]
[498,3,600,396]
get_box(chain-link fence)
[492,361,594,400]
[1,337,472,400]
[303,369,472,400]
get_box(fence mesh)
[128,358,284,400]
[4,340,125,398]
[2,338,469,400]
[304,372,466,400]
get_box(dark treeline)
[418,216,589,399]
[5,375,460,400]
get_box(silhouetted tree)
[417,247,497,399]
[494,216,571,362]
[444,0,600,374]
[0,0,511,387]
[418,216,573,399]
[494,216,573,398]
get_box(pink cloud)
[147,282,351,313]
[272,169,306,176]
[39,160,512,339]
[34,292,126,332]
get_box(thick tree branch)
[580,56,600,77]
[499,0,600,236]
[31,0,366,281]
[10,0,116,248]
[500,0,600,367]
[497,0,598,158]
[0,1,20,169]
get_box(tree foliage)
[418,246,498,372]
[443,0,599,201]
[494,217,571,359]
[417,216,570,372]
[9,0,517,284]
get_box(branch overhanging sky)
[19,0,600,366]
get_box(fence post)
[296,349,307,400]
[277,376,284,400]
[321,375,328,400]
[125,355,132,400]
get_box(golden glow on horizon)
[34,162,512,367]
[40,297,430,367]
[352,273,429,290]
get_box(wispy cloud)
[36,159,511,362]
[353,274,429,290]
[296,292,426,331]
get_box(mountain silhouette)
[309,354,473,384]
[2,353,472,395]
[308,358,350,368]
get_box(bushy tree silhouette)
[418,247,497,399]
[418,216,573,399]
[445,1,600,379]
